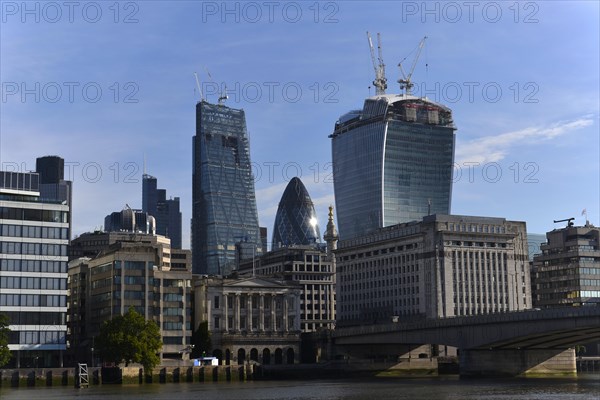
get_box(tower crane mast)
[367,31,387,96]
[398,36,427,95]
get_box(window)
[214,295,220,309]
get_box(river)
[1,376,599,399]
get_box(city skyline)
[1,2,598,249]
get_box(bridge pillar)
[460,348,576,377]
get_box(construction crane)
[553,217,575,227]
[367,31,387,96]
[398,36,427,96]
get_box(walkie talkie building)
[331,94,456,240]
[192,100,262,275]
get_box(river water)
[1,376,599,399]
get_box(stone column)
[271,294,276,331]
[235,293,241,332]
[283,295,289,332]
[224,294,229,331]
[259,294,265,331]
[248,294,253,331]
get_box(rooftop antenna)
[143,153,147,175]
[398,36,428,95]
[367,31,387,96]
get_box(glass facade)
[272,177,321,250]
[193,101,261,274]
[0,171,69,368]
[142,174,182,249]
[331,94,456,240]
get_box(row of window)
[0,259,66,273]
[0,206,68,223]
[0,224,68,240]
[1,241,67,256]
[0,276,66,290]
[9,330,66,345]
[3,311,66,325]
[0,294,66,307]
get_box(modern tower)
[272,177,321,250]
[36,155,72,236]
[331,94,456,240]
[192,100,262,275]
[142,173,182,249]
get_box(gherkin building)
[272,177,321,250]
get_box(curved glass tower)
[331,94,456,240]
[193,100,262,275]
[272,177,321,250]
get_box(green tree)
[0,313,11,367]
[190,321,211,359]
[96,308,162,373]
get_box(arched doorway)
[274,348,283,364]
[250,348,259,362]
[225,349,231,365]
[286,348,295,364]
[237,348,246,365]
[213,349,223,363]
[262,348,271,365]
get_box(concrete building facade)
[67,234,192,364]
[193,276,301,365]
[335,214,531,325]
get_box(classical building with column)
[193,276,301,365]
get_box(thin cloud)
[456,116,594,165]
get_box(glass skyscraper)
[331,94,456,240]
[272,177,321,250]
[192,100,261,275]
[142,173,182,249]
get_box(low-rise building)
[193,275,301,365]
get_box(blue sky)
[1,1,598,249]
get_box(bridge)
[332,307,600,376]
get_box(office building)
[68,234,192,364]
[192,100,262,275]
[272,177,321,250]
[330,94,456,240]
[531,222,600,308]
[193,275,301,364]
[142,173,182,249]
[527,233,547,261]
[0,170,69,367]
[335,214,531,325]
